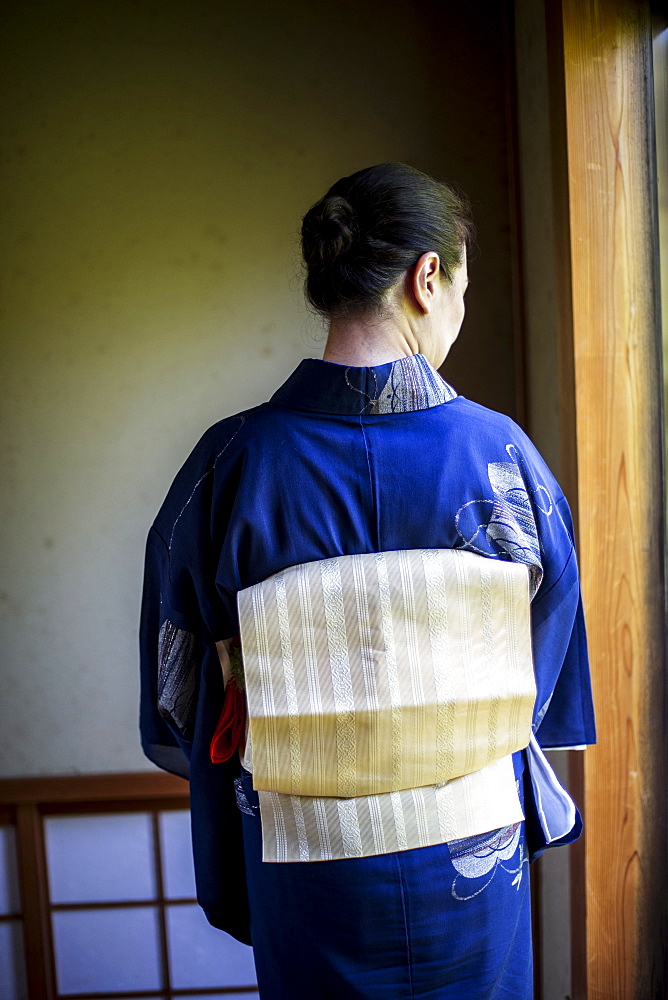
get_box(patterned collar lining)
[270,353,458,415]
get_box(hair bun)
[301,162,474,317]
[301,194,357,267]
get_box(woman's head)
[300,162,475,321]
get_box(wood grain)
[559,0,667,995]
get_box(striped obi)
[237,548,536,862]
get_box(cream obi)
[237,548,536,862]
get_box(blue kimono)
[140,353,595,998]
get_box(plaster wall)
[0,0,514,776]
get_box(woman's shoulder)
[186,400,284,466]
[152,404,272,531]
[443,395,563,495]
[444,393,532,446]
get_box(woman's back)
[157,356,565,608]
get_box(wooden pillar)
[555,0,667,995]
[15,804,57,1000]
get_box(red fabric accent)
[210,678,247,764]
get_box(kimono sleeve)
[139,525,198,778]
[139,507,238,780]
[139,422,244,778]
[513,434,597,750]
[530,499,595,749]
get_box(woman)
[140,162,595,999]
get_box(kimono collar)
[270,353,458,415]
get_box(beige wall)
[0,0,514,777]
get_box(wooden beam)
[557,0,668,995]
[0,770,189,805]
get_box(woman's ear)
[411,252,441,314]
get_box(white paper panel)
[0,920,28,1000]
[52,906,162,993]
[159,810,196,899]
[45,812,156,902]
[167,904,257,989]
[0,827,21,915]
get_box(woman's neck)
[322,314,420,367]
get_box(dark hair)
[301,162,475,318]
